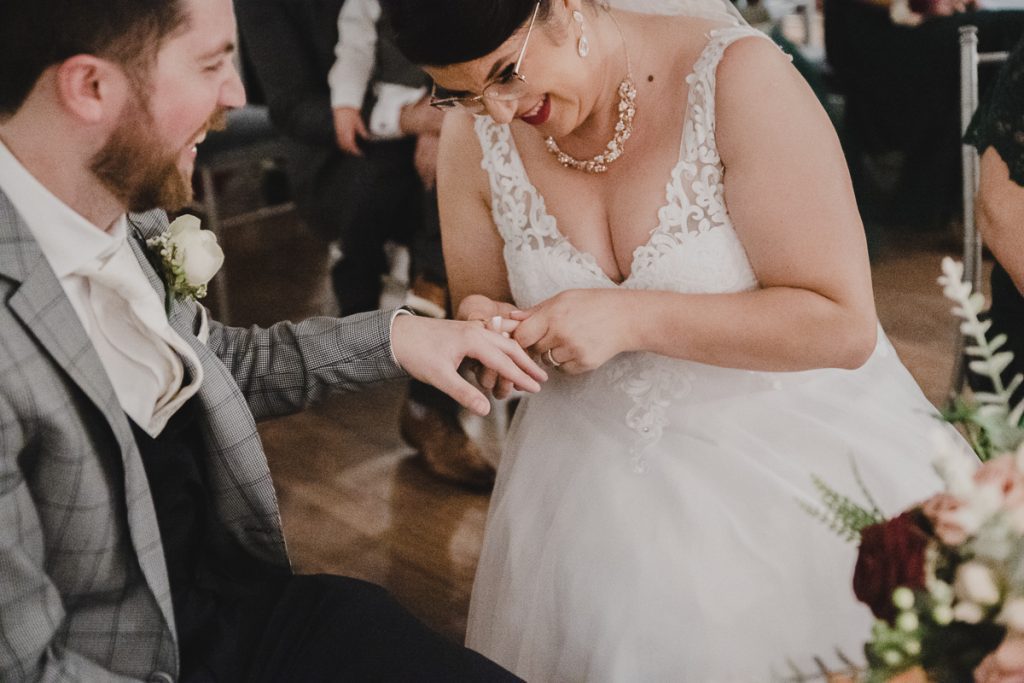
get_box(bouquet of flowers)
[810,258,1024,682]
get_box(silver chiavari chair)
[949,25,1010,399]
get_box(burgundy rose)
[852,510,932,622]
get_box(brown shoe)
[403,276,449,319]
[400,400,495,491]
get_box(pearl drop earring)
[573,10,589,58]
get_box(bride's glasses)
[429,2,541,113]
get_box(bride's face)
[423,2,600,137]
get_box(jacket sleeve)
[0,394,145,683]
[235,0,337,146]
[204,308,409,421]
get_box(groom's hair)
[0,0,188,118]
[381,0,554,67]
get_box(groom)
[0,0,540,680]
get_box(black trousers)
[182,574,520,682]
[300,138,444,316]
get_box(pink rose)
[922,493,969,546]
[974,633,1024,683]
[975,455,1024,510]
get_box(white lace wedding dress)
[464,25,967,683]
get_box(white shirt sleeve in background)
[328,0,381,109]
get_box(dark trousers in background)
[296,135,459,433]
[298,137,445,316]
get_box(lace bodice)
[475,26,780,471]
[476,26,765,311]
[966,34,1024,186]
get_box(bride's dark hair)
[379,0,554,67]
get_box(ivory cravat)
[74,236,203,437]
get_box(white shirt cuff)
[388,307,414,367]
[369,84,428,139]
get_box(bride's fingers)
[478,366,498,392]
[494,377,515,400]
[512,314,550,350]
[556,359,582,375]
[488,315,521,337]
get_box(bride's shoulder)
[633,15,743,74]
[438,111,490,193]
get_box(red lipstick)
[520,95,551,126]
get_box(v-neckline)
[499,27,731,288]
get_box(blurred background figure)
[966,33,1024,402]
[236,0,496,489]
[824,0,1024,236]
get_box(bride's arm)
[514,37,878,373]
[437,110,517,319]
[438,110,528,396]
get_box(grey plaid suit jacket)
[0,189,407,681]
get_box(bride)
[380,0,974,679]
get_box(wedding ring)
[544,349,562,368]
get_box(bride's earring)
[573,10,589,58]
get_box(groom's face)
[90,0,244,212]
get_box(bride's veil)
[607,0,747,25]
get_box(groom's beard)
[91,100,227,214]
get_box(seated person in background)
[237,0,495,488]
[825,0,1024,231]
[966,34,1024,402]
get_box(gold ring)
[544,349,562,368]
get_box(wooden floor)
[215,207,973,644]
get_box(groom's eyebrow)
[198,41,236,61]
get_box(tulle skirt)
[466,331,968,682]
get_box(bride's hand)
[457,294,527,398]
[510,290,632,375]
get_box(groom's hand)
[390,314,547,416]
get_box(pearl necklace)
[544,7,635,174]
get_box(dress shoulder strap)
[681,26,788,160]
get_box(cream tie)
[74,237,203,437]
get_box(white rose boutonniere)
[147,214,225,313]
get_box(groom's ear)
[53,55,131,125]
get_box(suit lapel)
[0,191,177,643]
[0,194,133,452]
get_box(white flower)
[167,214,224,287]
[896,612,919,632]
[893,587,915,611]
[903,639,922,656]
[932,604,954,625]
[999,597,1024,632]
[928,579,954,606]
[955,562,1001,606]
[932,428,977,498]
[953,600,985,624]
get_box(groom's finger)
[468,339,545,392]
[432,369,492,416]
